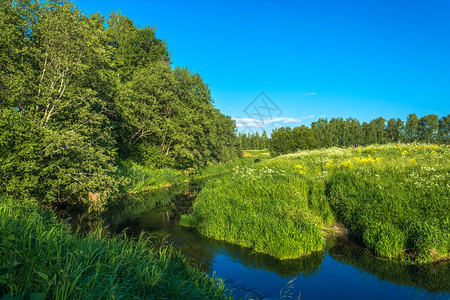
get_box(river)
[72,183,449,299]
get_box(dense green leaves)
[0,0,239,208]
[271,114,449,156]
[237,131,270,150]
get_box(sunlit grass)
[118,157,258,196]
[181,143,449,262]
[181,165,326,259]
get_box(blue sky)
[74,0,450,133]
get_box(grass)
[117,156,258,196]
[117,160,186,195]
[181,165,326,259]
[324,144,449,262]
[181,144,449,262]
[0,195,231,299]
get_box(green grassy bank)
[117,157,258,197]
[181,144,450,262]
[0,195,231,299]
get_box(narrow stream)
[72,183,450,299]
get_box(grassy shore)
[0,195,231,299]
[181,144,449,262]
[117,157,258,196]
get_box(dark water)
[73,184,450,300]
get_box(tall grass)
[117,160,186,194]
[181,165,325,259]
[117,157,257,196]
[181,144,449,263]
[0,195,231,299]
[325,144,450,262]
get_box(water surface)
[74,184,450,299]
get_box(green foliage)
[271,114,449,157]
[0,1,121,207]
[0,0,240,208]
[114,63,240,169]
[238,131,270,150]
[106,11,170,82]
[438,114,450,144]
[0,195,231,299]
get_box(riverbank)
[181,144,449,262]
[0,195,231,299]
[117,156,260,197]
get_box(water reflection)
[329,239,450,294]
[71,183,449,299]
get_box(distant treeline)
[270,114,450,156]
[0,0,239,206]
[237,131,270,150]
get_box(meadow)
[0,195,231,299]
[181,144,449,262]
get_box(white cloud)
[304,92,317,96]
[233,116,315,128]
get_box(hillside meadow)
[181,144,450,262]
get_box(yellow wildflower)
[338,160,354,168]
[408,158,418,165]
[323,160,334,169]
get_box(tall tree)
[292,125,317,150]
[106,12,169,82]
[394,118,405,143]
[269,127,293,156]
[0,1,120,207]
[418,114,439,144]
[405,113,419,143]
[386,118,397,142]
[438,115,450,144]
[373,117,386,144]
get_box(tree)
[405,113,419,143]
[363,121,377,145]
[115,62,176,164]
[345,117,362,146]
[373,117,386,144]
[386,118,397,142]
[269,127,293,156]
[261,130,269,149]
[0,1,120,208]
[106,12,170,82]
[311,118,332,148]
[438,115,450,144]
[418,114,439,144]
[394,118,405,143]
[292,126,317,150]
